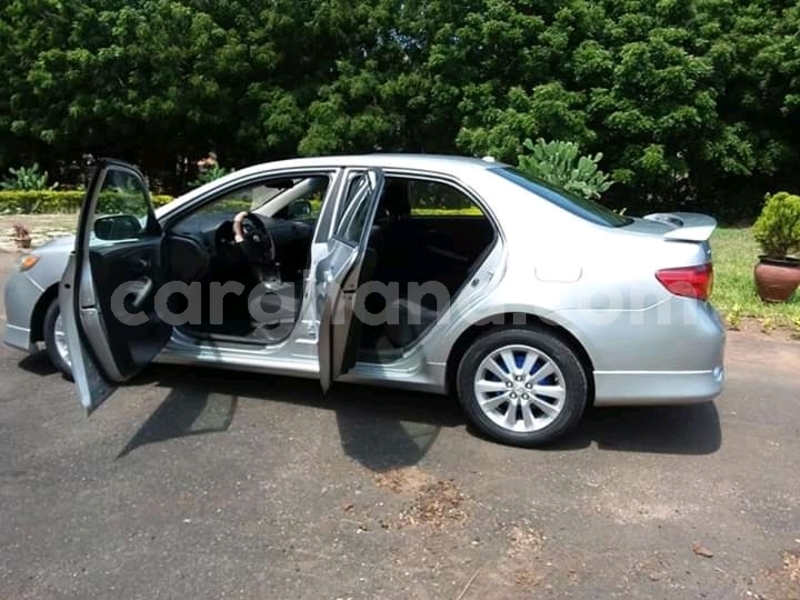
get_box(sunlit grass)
[711,228,800,331]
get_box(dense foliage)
[1,0,799,220]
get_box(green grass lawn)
[711,228,800,331]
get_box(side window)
[276,176,328,220]
[91,168,151,243]
[335,174,375,244]
[406,179,483,216]
[193,181,289,216]
[188,175,330,220]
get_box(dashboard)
[166,211,315,283]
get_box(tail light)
[655,263,713,301]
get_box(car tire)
[43,298,73,379]
[456,327,589,448]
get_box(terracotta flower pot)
[13,237,31,249]
[754,256,800,302]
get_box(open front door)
[59,159,172,413]
[316,169,385,392]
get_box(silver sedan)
[3,155,725,447]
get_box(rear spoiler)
[643,212,717,242]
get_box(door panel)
[413,215,495,292]
[414,216,495,264]
[60,159,171,412]
[316,170,385,392]
[85,238,172,377]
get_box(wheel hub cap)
[473,344,566,433]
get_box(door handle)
[129,257,151,277]
[130,277,154,311]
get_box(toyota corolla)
[3,155,725,447]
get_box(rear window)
[491,167,631,227]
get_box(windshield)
[491,167,631,227]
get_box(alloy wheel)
[473,344,566,433]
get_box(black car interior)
[161,174,496,358]
[163,178,316,342]
[358,178,496,357]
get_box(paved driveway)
[1,252,799,599]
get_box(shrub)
[0,191,173,214]
[0,190,488,217]
[190,164,232,188]
[411,207,482,216]
[1,163,58,191]
[517,138,614,200]
[752,191,800,258]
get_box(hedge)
[412,207,483,216]
[0,191,174,214]
[0,191,483,217]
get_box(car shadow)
[117,365,464,470]
[18,356,721,461]
[17,351,60,377]
[541,402,722,455]
[116,382,239,459]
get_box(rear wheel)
[456,327,589,447]
[43,298,72,379]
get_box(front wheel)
[43,298,73,379]
[456,327,589,448]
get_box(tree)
[0,0,798,218]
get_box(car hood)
[34,235,75,255]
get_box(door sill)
[358,346,405,363]
[178,323,296,347]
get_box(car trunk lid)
[639,212,717,242]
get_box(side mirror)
[287,200,312,219]
[93,214,143,241]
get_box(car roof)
[229,153,505,177]
[156,154,507,218]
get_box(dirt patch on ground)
[374,466,433,494]
[504,522,547,588]
[0,214,76,252]
[373,466,469,528]
[396,478,468,527]
[457,520,555,595]
[732,318,800,343]
[505,522,545,557]
[785,551,800,585]
[751,550,800,599]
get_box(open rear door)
[316,169,385,392]
[60,159,172,413]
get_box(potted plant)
[752,191,800,302]
[11,223,32,249]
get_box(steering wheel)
[233,212,276,266]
